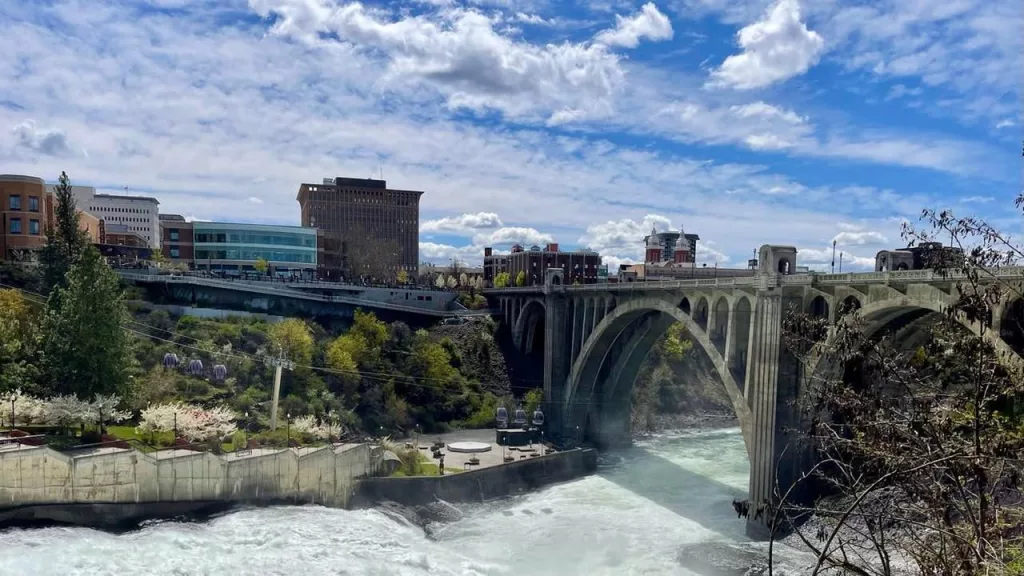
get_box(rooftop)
[0,174,45,185]
[94,193,160,204]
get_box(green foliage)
[268,318,314,365]
[494,271,511,288]
[523,388,543,416]
[458,293,488,310]
[396,269,409,284]
[253,257,269,275]
[0,289,41,394]
[39,171,90,292]
[514,271,526,287]
[42,246,135,398]
[660,323,693,362]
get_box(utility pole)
[264,346,295,431]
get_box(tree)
[397,269,409,284]
[149,250,166,268]
[39,171,89,291]
[253,257,270,276]
[494,271,511,288]
[446,275,458,289]
[459,272,468,287]
[774,194,1024,575]
[0,289,40,393]
[435,274,446,289]
[448,259,463,279]
[41,246,134,398]
[515,271,526,287]
[267,318,314,365]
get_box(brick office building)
[296,177,422,280]
[1,174,101,263]
[484,243,601,287]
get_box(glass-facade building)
[191,222,318,277]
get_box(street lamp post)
[244,411,249,448]
[831,240,837,274]
[9,396,15,430]
[286,413,291,446]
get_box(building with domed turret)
[642,226,699,264]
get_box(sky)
[0,0,1020,271]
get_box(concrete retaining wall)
[350,448,598,509]
[0,443,381,528]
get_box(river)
[0,427,809,575]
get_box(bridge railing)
[482,266,1024,295]
[118,272,460,317]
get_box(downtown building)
[0,174,101,263]
[296,177,422,281]
[52,185,161,249]
[160,216,318,278]
[484,243,602,287]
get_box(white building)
[50,185,161,249]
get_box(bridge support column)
[744,290,806,539]
[544,291,570,441]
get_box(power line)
[1,282,647,409]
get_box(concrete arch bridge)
[485,245,1024,536]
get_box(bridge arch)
[809,295,1024,382]
[512,299,546,356]
[711,296,730,355]
[1000,297,1024,356]
[564,297,753,456]
[693,296,710,331]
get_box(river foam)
[0,428,786,576]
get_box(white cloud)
[473,226,554,247]
[995,119,1014,129]
[594,2,674,49]
[832,230,887,246]
[960,195,994,203]
[247,196,264,204]
[418,241,485,264]
[578,214,673,263]
[0,0,1003,274]
[422,211,503,234]
[249,0,629,123]
[798,246,874,271]
[11,120,72,156]
[708,0,824,90]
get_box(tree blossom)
[289,414,336,440]
[2,389,45,426]
[138,402,237,441]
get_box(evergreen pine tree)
[39,171,89,292]
[41,246,134,397]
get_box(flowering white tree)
[446,275,458,289]
[139,402,237,441]
[2,389,45,426]
[290,414,336,440]
[434,274,446,289]
[458,272,468,287]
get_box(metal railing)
[483,266,1024,295]
[118,271,460,316]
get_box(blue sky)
[0,0,1020,270]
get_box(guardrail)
[483,266,1024,295]
[118,272,458,317]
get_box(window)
[9,218,21,234]
[170,230,179,241]
[9,195,21,210]
[170,247,180,258]
[28,196,39,212]
[29,220,39,235]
